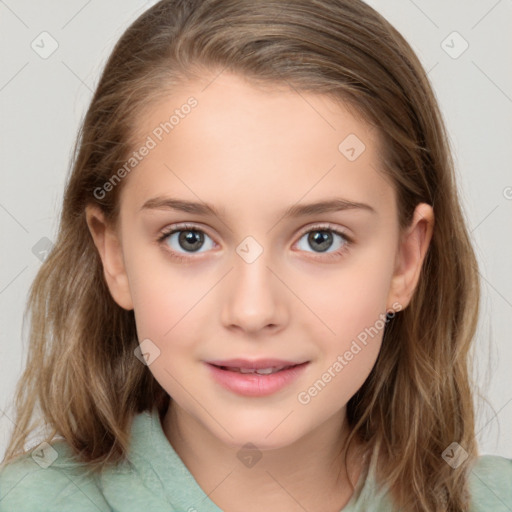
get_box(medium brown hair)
[3,1,480,510]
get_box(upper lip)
[206,358,308,369]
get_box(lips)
[206,358,306,371]
[216,365,295,375]
[205,360,310,396]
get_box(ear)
[85,205,134,310]
[387,203,434,311]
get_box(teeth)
[239,367,259,374]
[225,366,288,374]
[255,367,283,375]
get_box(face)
[88,72,432,451]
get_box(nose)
[220,251,288,335]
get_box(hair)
[2,1,481,511]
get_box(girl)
[1,1,511,511]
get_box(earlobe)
[387,203,434,311]
[85,205,134,310]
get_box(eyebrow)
[140,196,377,219]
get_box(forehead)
[121,72,395,220]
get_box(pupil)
[179,230,204,252]
[309,231,332,252]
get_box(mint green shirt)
[1,408,511,511]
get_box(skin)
[86,72,434,511]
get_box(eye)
[157,222,352,262]
[157,223,215,261]
[295,223,352,260]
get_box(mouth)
[205,361,310,396]
[210,363,303,375]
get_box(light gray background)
[1,0,511,460]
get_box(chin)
[211,421,304,451]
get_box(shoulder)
[0,441,111,512]
[469,454,512,512]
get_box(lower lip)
[205,362,309,397]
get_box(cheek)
[128,267,207,400]
[293,244,394,400]
[301,247,395,347]
[295,285,387,414]
[130,268,200,345]
[121,231,203,339]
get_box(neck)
[161,401,367,512]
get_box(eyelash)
[156,222,353,263]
